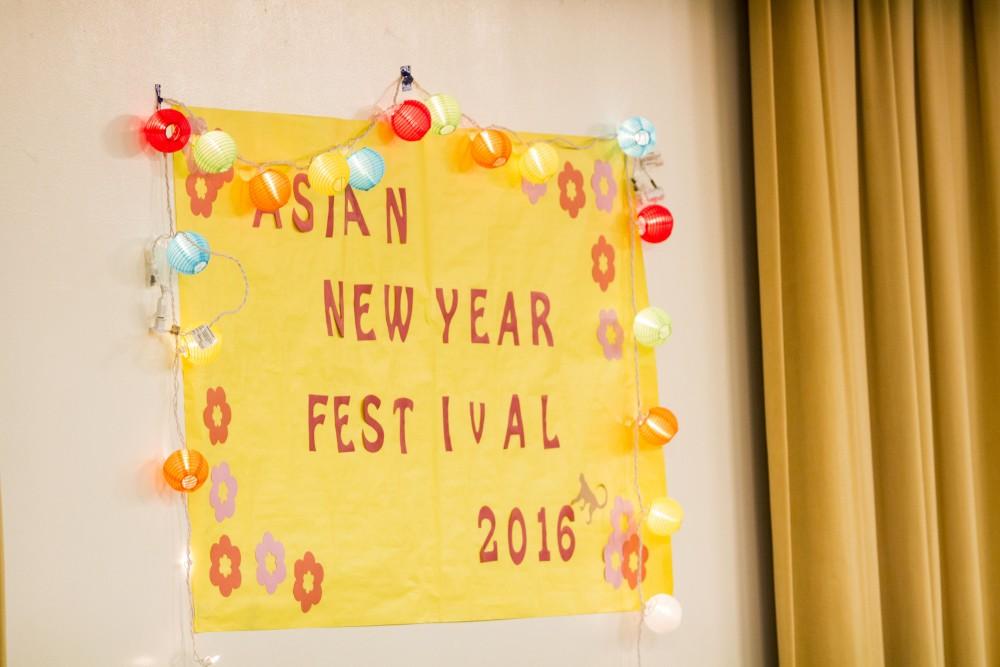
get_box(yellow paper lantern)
[520,142,559,183]
[249,169,291,212]
[179,325,221,365]
[646,497,684,536]
[308,152,351,195]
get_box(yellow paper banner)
[175,106,672,631]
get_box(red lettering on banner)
[503,394,525,449]
[386,187,407,244]
[361,394,384,453]
[542,394,560,449]
[441,395,453,452]
[393,397,413,454]
[471,288,489,344]
[436,288,459,343]
[344,186,370,236]
[323,280,345,337]
[384,285,414,342]
[497,291,520,346]
[531,291,554,347]
[469,401,486,443]
[307,394,328,452]
[292,173,314,232]
[333,395,354,453]
[353,283,375,341]
[253,208,283,229]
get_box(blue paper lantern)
[167,231,210,275]
[617,116,657,157]
[347,148,385,191]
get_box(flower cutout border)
[597,309,624,361]
[203,386,232,445]
[591,160,618,212]
[255,532,287,595]
[209,461,238,523]
[558,162,586,218]
[591,235,616,292]
[209,534,242,598]
[293,551,325,613]
[521,178,547,205]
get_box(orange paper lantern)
[249,169,291,212]
[639,407,678,446]
[162,448,209,492]
[470,129,512,168]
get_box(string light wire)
[625,154,649,667]
[162,75,616,177]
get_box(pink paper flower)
[596,309,624,360]
[558,162,586,218]
[255,532,287,595]
[591,159,618,212]
[208,461,238,522]
[521,177,547,204]
[591,235,615,292]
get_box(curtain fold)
[749,1,998,664]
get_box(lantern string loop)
[198,252,249,333]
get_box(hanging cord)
[160,136,215,667]
[161,74,616,175]
[409,80,615,151]
[625,155,647,667]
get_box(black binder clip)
[400,66,413,92]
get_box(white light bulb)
[643,593,682,634]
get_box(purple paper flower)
[521,178,547,204]
[596,309,624,360]
[209,462,238,522]
[591,160,618,212]
[603,496,637,588]
[255,532,287,595]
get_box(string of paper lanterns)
[144,73,685,665]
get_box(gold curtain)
[749,0,998,664]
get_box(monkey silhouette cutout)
[571,473,608,524]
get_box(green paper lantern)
[633,306,672,347]
[193,130,237,174]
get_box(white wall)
[0,1,774,665]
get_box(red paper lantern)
[144,108,191,153]
[391,100,432,141]
[637,204,674,243]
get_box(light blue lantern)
[167,231,211,275]
[617,116,657,157]
[347,147,386,191]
